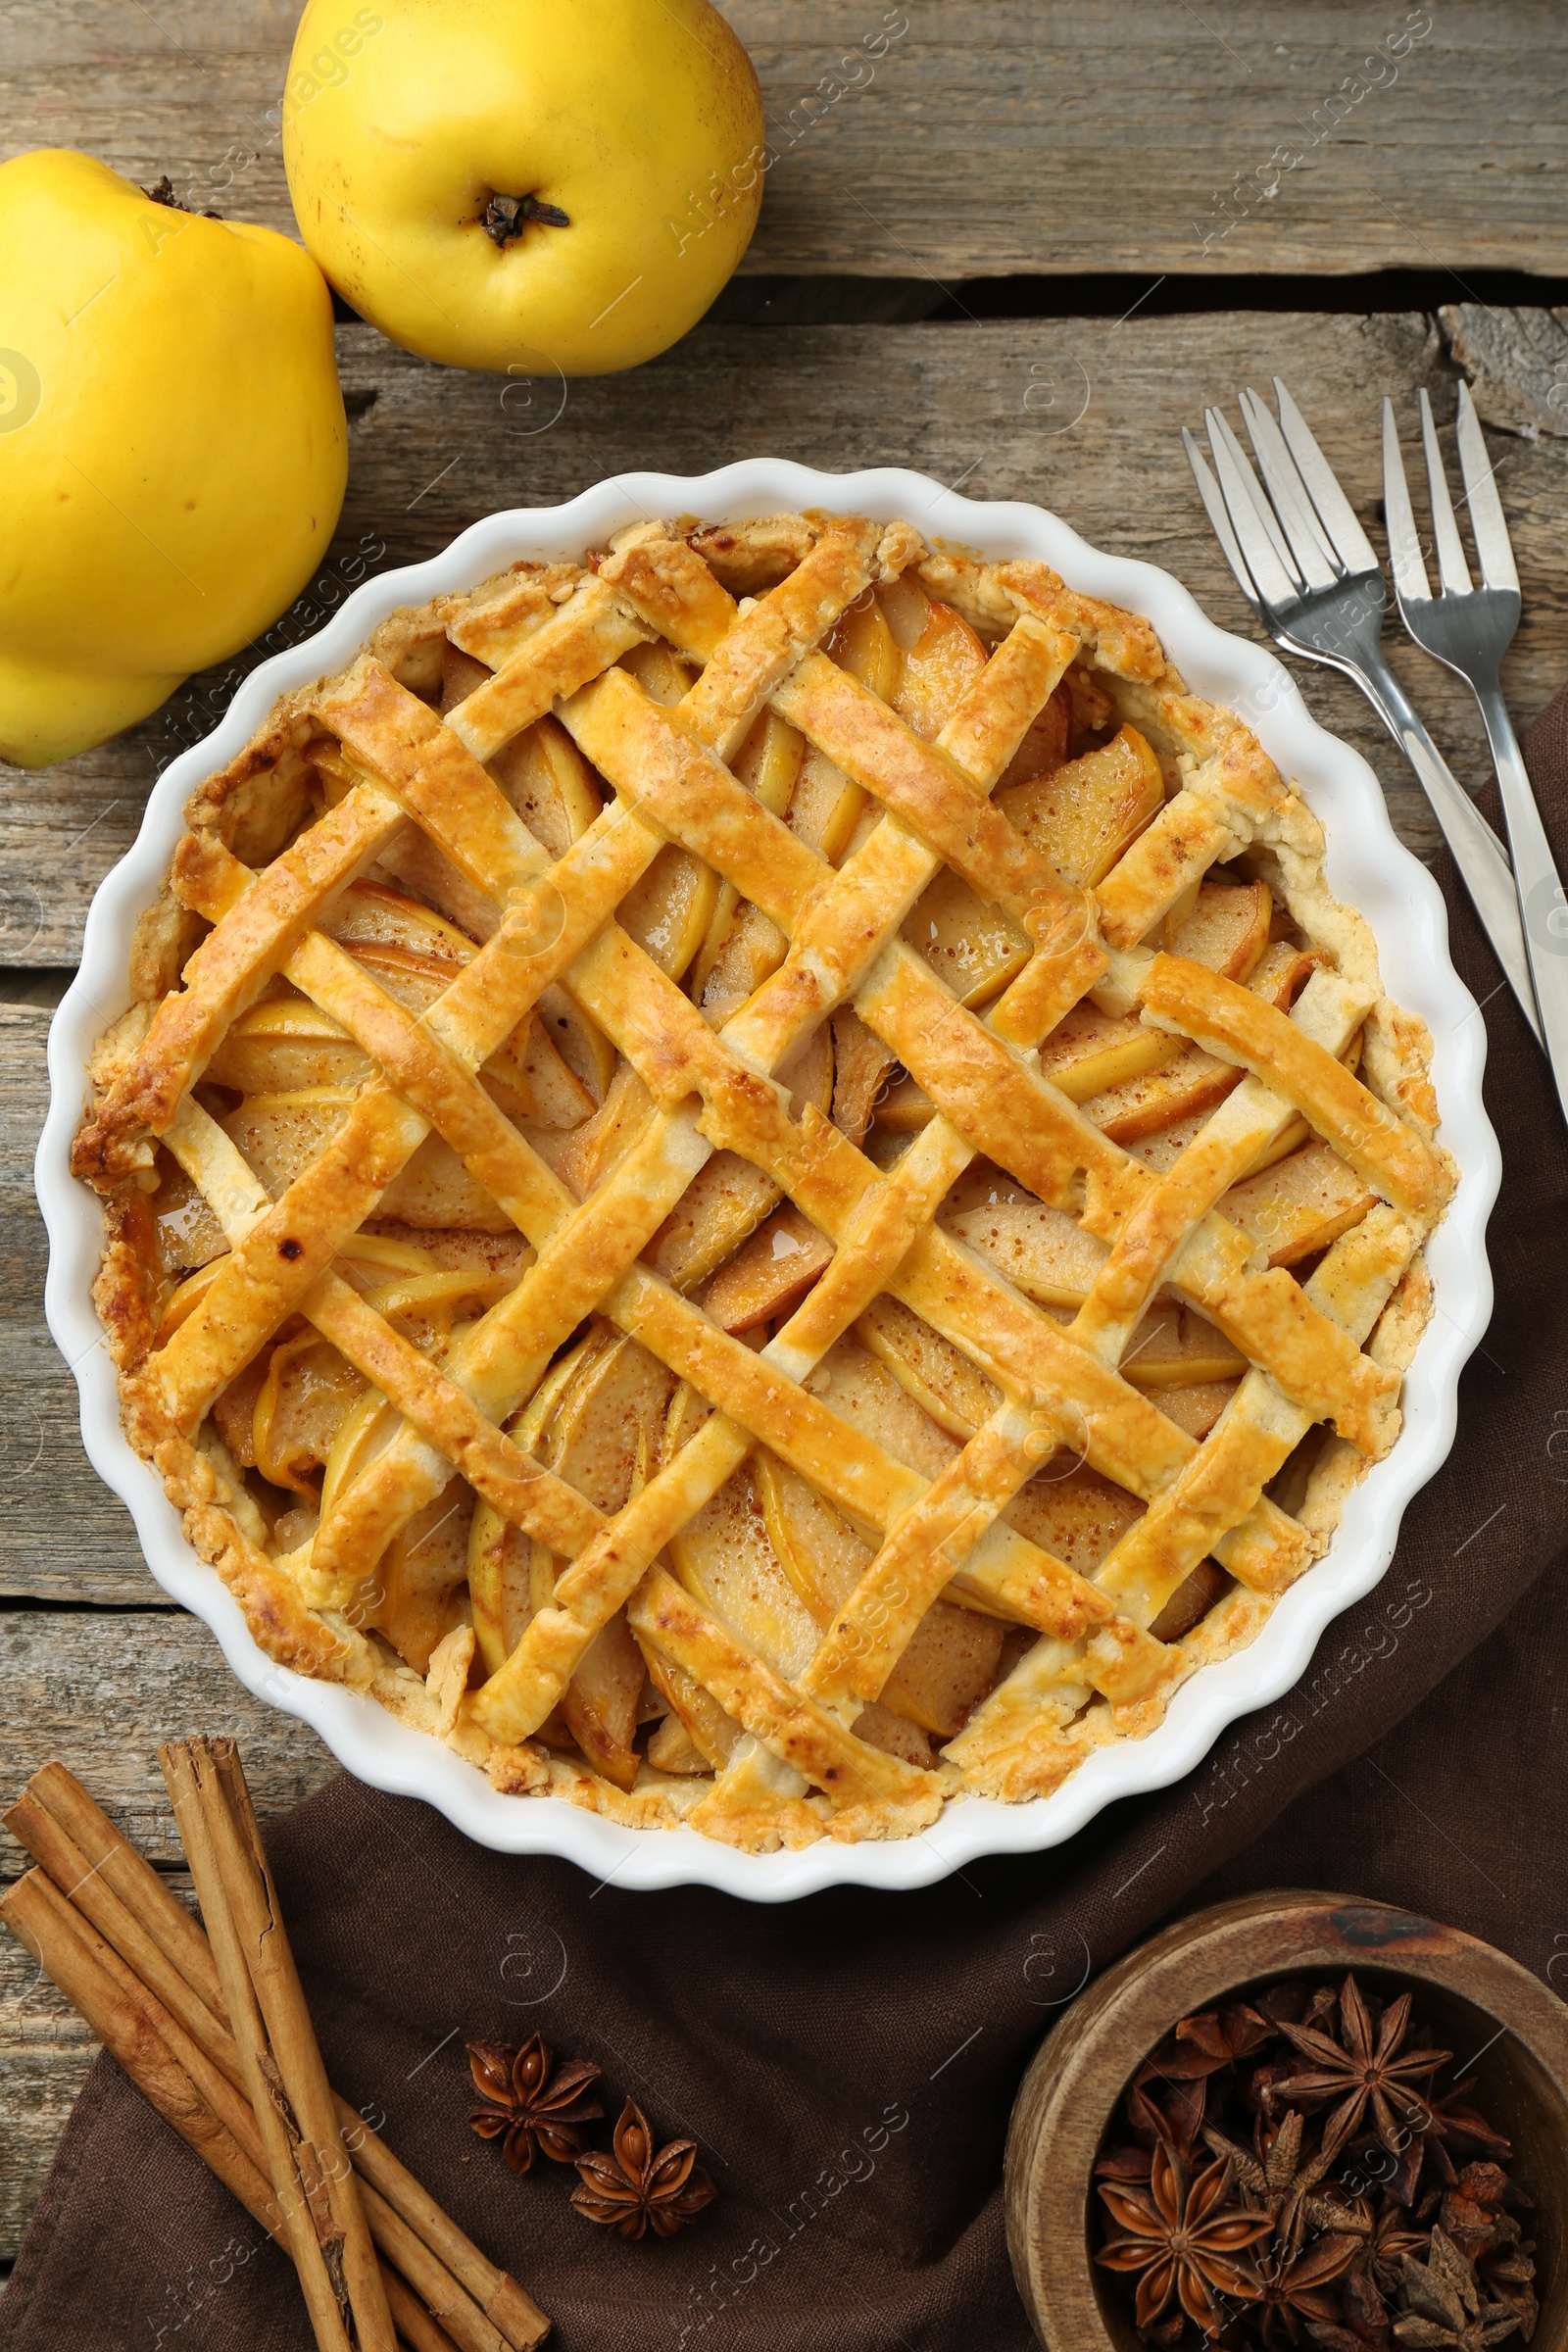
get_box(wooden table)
[4,0,1566,2277]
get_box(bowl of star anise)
[1004,1892,1568,2352]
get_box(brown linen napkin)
[4,700,1566,2352]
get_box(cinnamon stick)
[1,1868,466,2352]
[383,2265,474,2352]
[8,1863,268,2170]
[5,1759,549,2352]
[23,1759,222,2005]
[175,1738,397,2352]
[0,1870,276,2227]
[160,1738,361,2352]
[348,2132,549,2352]
[7,1782,239,2086]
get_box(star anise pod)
[1359,2073,1513,2209]
[1272,1977,1448,2160]
[466,2034,604,2172]
[1360,2192,1438,2297]
[1333,2260,1398,2349]
[1128,2071,1210,2163]
[1440,2184,1508,2269]
[1145,2002,1279,2084]
[1392,2227,1524,2349]
[1472,2221,1536,2340]
[1406,2086,1514,2197]
[1305,2288,1391,2352]
[1306,2202,1426,2351]
[1252,2230,1364,2346]
[1445,2170,1537,2338]
[1258,1980,1344,2035]
[1203,2105,1367,2258]
[1097,2139,1273,2336]
[570,2098,716,2239]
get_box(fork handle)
[1355,651,1544,1050]
[1472,673,1568,1123]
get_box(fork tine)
[1238,388,1341,589]
[1452,378,1520,597]
[1182,427,1266,616]
[1419,387,1473,595]
[1204,407,1302,609]
[1381,398,1432,608]
[1271,378,1380,574]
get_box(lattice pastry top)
[76,511,1451,1849]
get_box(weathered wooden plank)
[1444,303,1568,442]
[0,2044,92,2263]
[0,1615,333,2256]
[0,1612,338,1885]
[5,2,1566,278]
[0,1614,339,2255]
[9,307,1568,963]
[0,1009,164,1602]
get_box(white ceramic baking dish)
[37,461,1500,1898]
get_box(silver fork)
[1183,380,1543,1050]
[1385,382,1568,1119]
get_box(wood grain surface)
[4,300,1566,2244]
[0,1617,338,1886]
[6,1,1567,278]
[9,307,1568,967]
[4,306,1568,2255]
[5,0,1568,2287]
[0,1010,154,1603]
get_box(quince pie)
[74,511,1451,1849]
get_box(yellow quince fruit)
[0,151,347,768]
[283,0,764,377]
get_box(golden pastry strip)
[560,670,821,928]
[74,782,405,1177]
[1093,792,1244,947]
[679,514,883,756]
[800,1398,1157,1719]
[152,1102,606,1562]
[1069,967,1375,1363]
[770,654,1078,927]
[1138,955,1451,1221]
[627,1569,944,1821]
[1091,1203,1422,1624]
[447,574,651,761]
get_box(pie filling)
[74,513,1451,1850]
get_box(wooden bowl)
[1004,1890,1568,2350]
